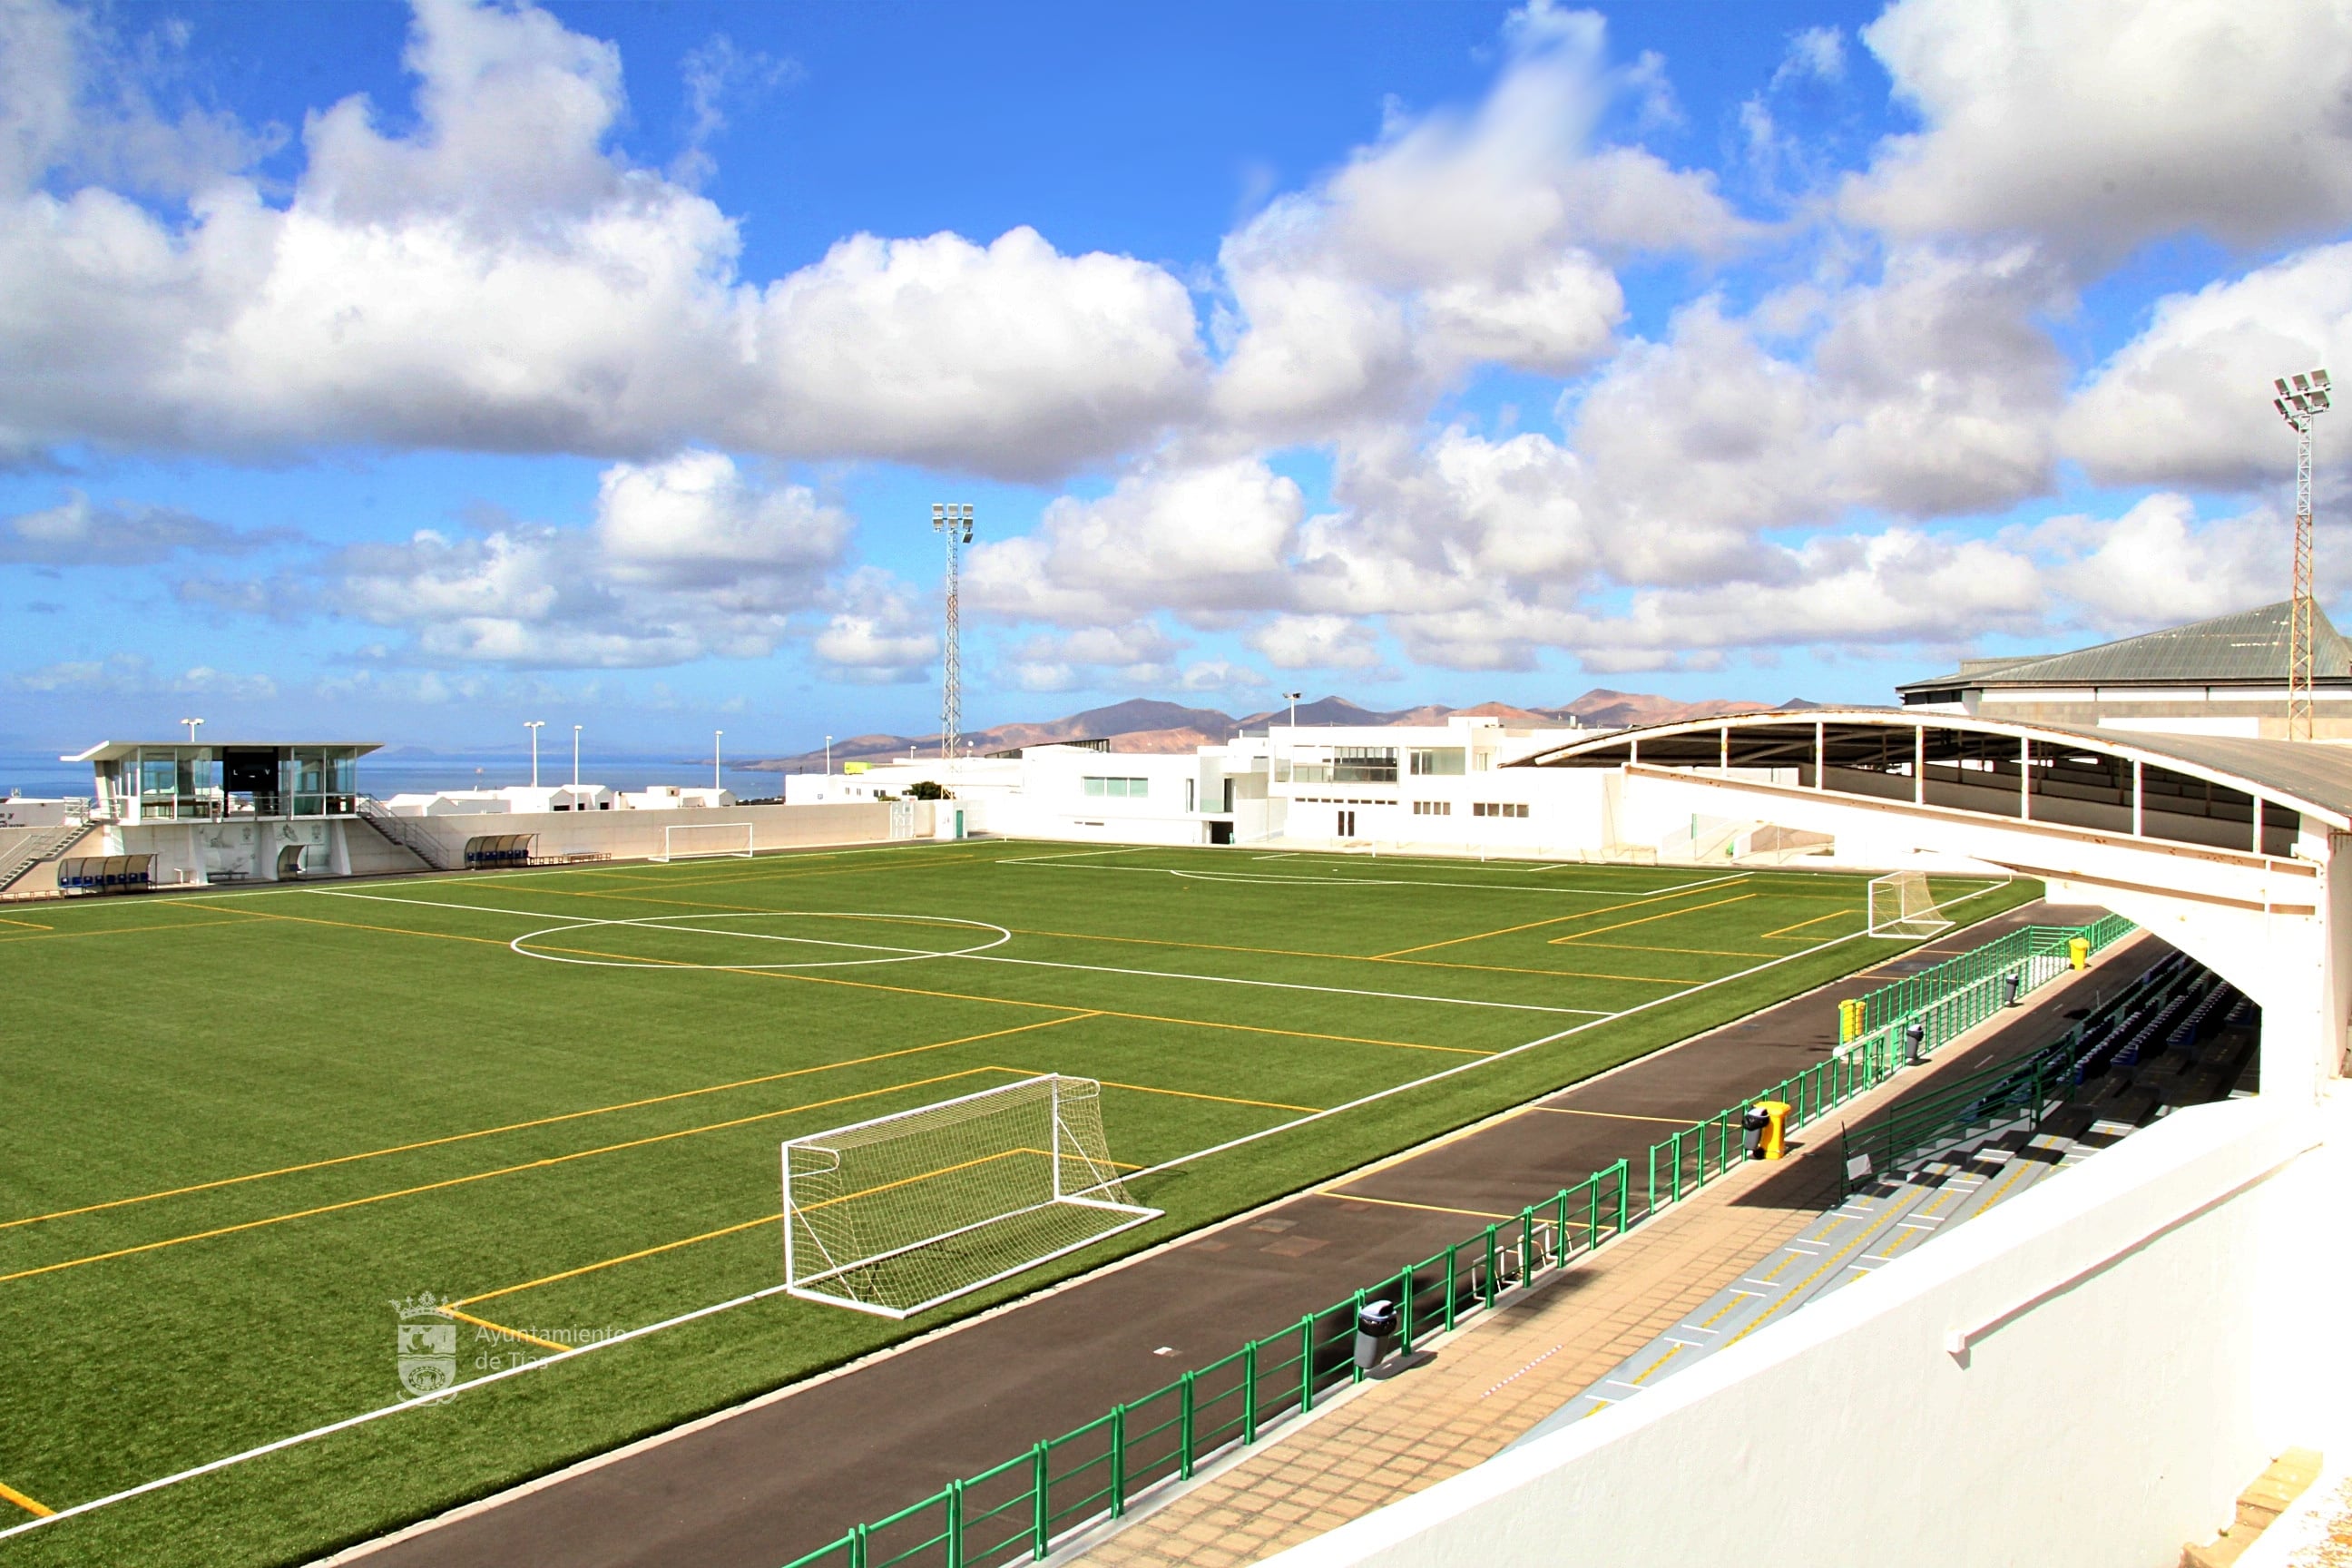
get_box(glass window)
[1409,749,1465,776]
[1084,776,1106,798]
[1333,747,1398,783]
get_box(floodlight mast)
[933,504,974,761]
[2275,368,2331,742]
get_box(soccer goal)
[1867,869,1954,938]
[782,1074,1161,1319]
[653,821,754,862]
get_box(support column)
[1914,726,1925,806]
[2020,737,2032,821]
[1814,720,1825,790]
[2133,760,2144,837]
[2254,796,2265,856]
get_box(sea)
[0,746,789,802]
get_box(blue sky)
[2,0,2347,768]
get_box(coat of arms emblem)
[393,1290,458,1396]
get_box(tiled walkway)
[1073,949,2141,1568]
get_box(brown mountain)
[741,689,1812,772]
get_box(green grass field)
[0,839,2031,1566]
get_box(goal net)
[782,1075,1160,1319]
[654,821,754,862]
[1867,869,1953,938]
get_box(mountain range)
[740,690,1818,774]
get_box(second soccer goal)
[654,821,755,862]
[781,1074,1161,1318]
[1867,869,1953,938]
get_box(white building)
[381,783,616,815]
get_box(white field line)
[1034,863,1736,896]
[0,877,2023,1541]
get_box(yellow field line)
[1559,941,1777,959]
[0,912,260,946]
[0,914,53,931]
[1095,1008,1490,1057]
[0,1477,52,1518]
[177,900,514,949]
[1759,908,1857,939]
[1314,1190,1518,1222]
[1010,926,1693,986]
[0,1015,1099,1233]
[1528,1106,1697,1126]
[436,1305,573,1354]
[456,1214,782,1308]
[1375,880,1749,959]
[0,1068,1018,1289]
[1547,894,1758,945]
[1083,1077,1322,1114]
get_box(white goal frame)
[653,821,755,862]
[1867,868,1954,938]
[781,1074,1161,1319]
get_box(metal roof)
[1897,601,2352,692]
[1514,707,2352,828]
[62,741,383,762]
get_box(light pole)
[2275,368,2332,742]
[713,730,723,791]
[572,724,582,791]
[180,717,203,746]
[524,720,544,788]
[1279,691,1301,781]
[825,734,833,777]
[932,503,975,760]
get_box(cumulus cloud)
[0,0,1203,478]
[810,566,936,684]
[2062,244,2352,489]
[4,651,279,701]
[1846,0,2352,260]
[2023,493,2288,632]
[0,493,285,564]
[305,450,851,668]
[1247,614,1383,671]
[1204,1,1732,441]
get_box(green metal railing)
[1836,1040,2068,1199]
[783,913,2137,1568]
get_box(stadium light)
[572,724,582,791]
[524,720,544,788]
[825,734,833,777]
[180,717,203,745]
[2275,368,2330,741]
[714,730,723,792]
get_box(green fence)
[784,913,2138,1568]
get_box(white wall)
[1265,1096,2344,1568]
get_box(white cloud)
[3,651,278,701]
[1247,614,1382,670]
[2061,243,2352,489]
[966,459,1305,624]
[310,450,848,668]
[2024,493,2287,632]
[0,492,281,564]
[0,0,1203,478]
[1771,26,1846,90]
[1845,0,2352,260]
[810,567,935,684]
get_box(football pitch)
[0,839,2031,1566]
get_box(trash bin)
[1755,1100,1792,1160]
[2068,936,2090,972]
[2004,971,2024,1007]
[1741,1104,1770,1160]
[1905,1020,1926,1065]
[1354,1298,1398,1371]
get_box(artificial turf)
[0,839,2034,1566]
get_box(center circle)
[508,910,1012,971]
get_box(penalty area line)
[0,1478,51,1519]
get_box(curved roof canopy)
[1515,708,2352,854]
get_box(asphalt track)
[351,901,2150,1568]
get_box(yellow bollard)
[1756,1101,1793,1160]
[2068,936,2090,972]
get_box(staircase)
[0,821,93,894]
[353,799,450,872]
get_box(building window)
[1412,800,1452,816]
[1332,747,1398,784]
[1472,802,1529,818]
[1409,749,1465,777]
[1083,776,1148,799]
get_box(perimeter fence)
[783,911,2140,1568]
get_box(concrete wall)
[395,800,900,864]
[1264,1096,2346,1568]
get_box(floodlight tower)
[2274,368,2332,742]
[933,503,975,761]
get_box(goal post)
[782,1074,1161,1319]
[653,821,754,862]
[1867,869,1954,938]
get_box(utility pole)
[713,730,723,791]
[572,724,582,790]
[2274,368,2332,741]
[181,718,203,746]
[933,503,974,761]
[524,720,544,788]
